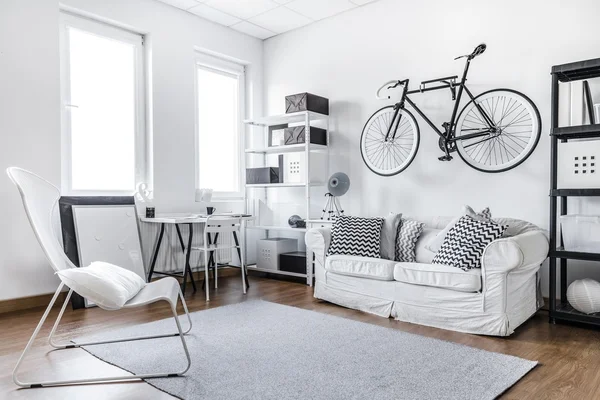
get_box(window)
[196,53,245,198]
[60,13,146,194]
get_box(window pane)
[197,67,239,193]
[68,27,136,191]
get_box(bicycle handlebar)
[376,80,402,100]
[376,44,487,100]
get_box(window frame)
[59,12,148,196]
[194,51,246,200]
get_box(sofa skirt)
[314,271,540,337]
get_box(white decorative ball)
[567,279,600,314]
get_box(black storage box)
[279,251,307,274]
[284,126,327,146]
[246,167,279,184]
[246,155,284,184]
[285,93,329,115]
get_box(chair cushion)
[326,255,396,281]
[393,262,482,292]
[56,261,146,310]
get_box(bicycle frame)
[385,57,497,146]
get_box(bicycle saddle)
[454,43,487,60]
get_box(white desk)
[141,214,254,294]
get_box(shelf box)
[557,139,600,189]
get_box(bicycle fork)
[383,79,410,142]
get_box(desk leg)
[147,223,165,282]
[232,231,249,290]
[176,224,197,294]
[181,223,196,295]
[186,223,197,293]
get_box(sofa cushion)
[326,255,396,281]
[393,262,482,292]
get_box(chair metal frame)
[193,215,246,301]
[7,167,193,388]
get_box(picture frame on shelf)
[268,124,288,147]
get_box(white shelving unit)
[243,110,329,286]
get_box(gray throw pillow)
[395,218,425,263]
[380,213,402,260]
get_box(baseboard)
[0,267,242,315]
[0,292,69,315]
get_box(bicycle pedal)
[438,155,453,161]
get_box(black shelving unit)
[549,57,600,327]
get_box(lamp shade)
[328,172,350,197]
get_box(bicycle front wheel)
[454,89,541,173]
[360,106,420,176]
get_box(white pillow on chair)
[57,262,146,310]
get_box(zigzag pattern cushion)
[432,216,508,271]
[395,218,425,262]
[327,215,384,258]
[425,205,493,253]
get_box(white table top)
[140,213,254,224]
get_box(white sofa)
[305,217,549,336]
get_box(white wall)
[0,0,62,301]
[264,0,600,296]
[0,0,263,301]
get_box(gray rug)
[74,300,536,400]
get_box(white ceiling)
[156,0,380,39]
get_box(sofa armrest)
[482,230,549,275]
[305,227,332,266]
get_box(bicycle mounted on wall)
[360,44,541,176]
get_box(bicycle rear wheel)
[360,106,420,176]
[454,89,541,173]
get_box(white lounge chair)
[7,167,193,388]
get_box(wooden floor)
[2,275,600,400]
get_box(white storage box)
[560,215,600,252]
[557,140,600,189]
[282,152,327,184]
[257,238,298,270]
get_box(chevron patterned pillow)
[327,215,384,258]
[431,216,508,271]
[395,218,425,262]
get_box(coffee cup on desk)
[206,207,216,215]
